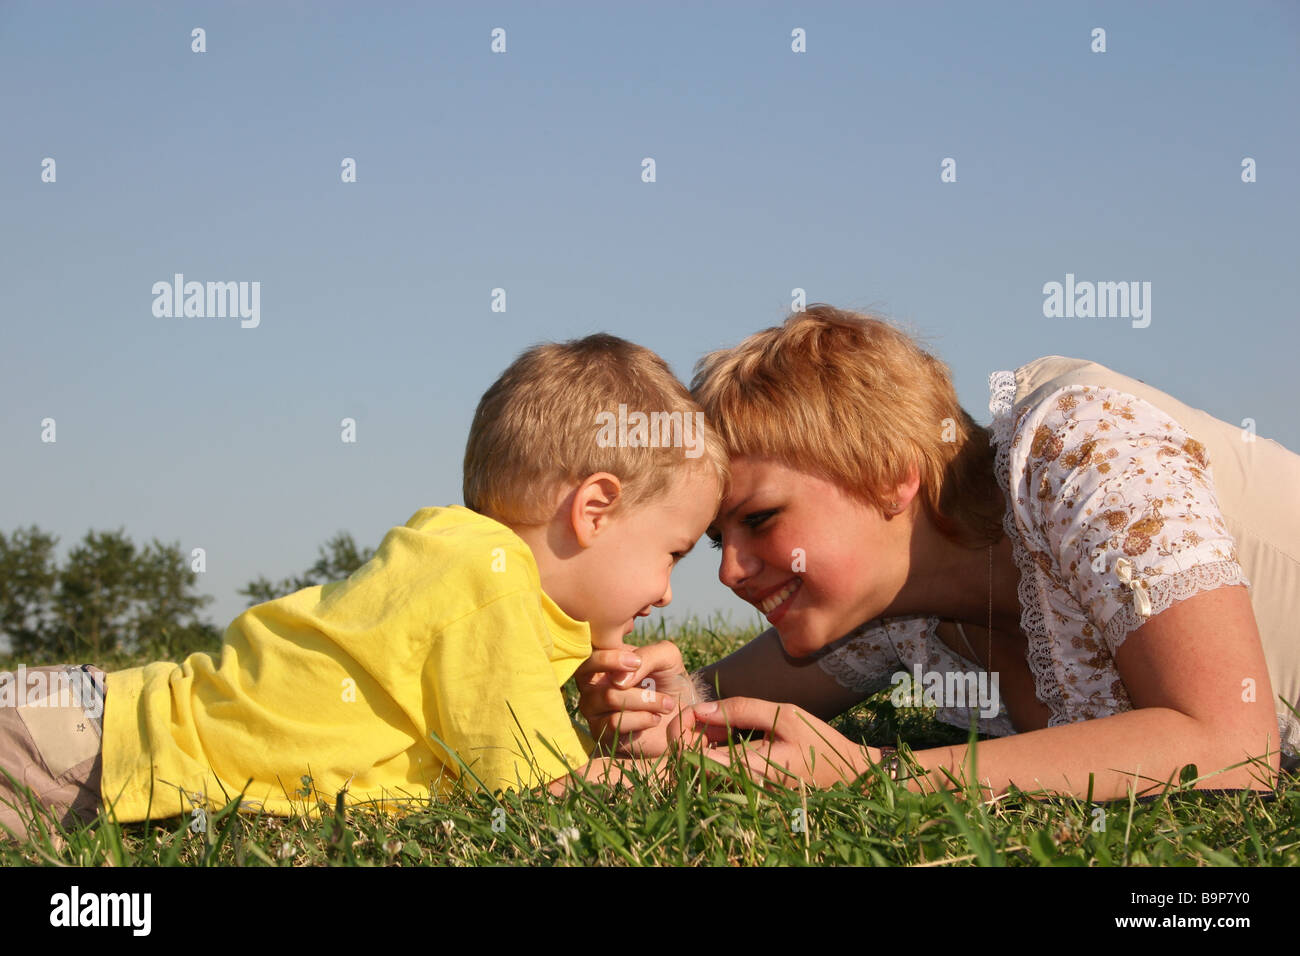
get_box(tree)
[0,525,372,660]
[0,526,59,657]
[52,529,138,658]
[127,539,220,658]
[239,531,376,607]
[0,526,220,659]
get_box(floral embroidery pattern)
[998,381,1253,731]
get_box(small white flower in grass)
[276,842,297,861]
[555,826,580,851]
[383,840,403,856]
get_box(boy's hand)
[576,640,702,757]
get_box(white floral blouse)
[816,369,1295,757]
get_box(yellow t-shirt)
[100,506,594,822]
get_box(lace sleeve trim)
[1103,559,1252,653]
[815,621,899,695]
[816,654,893,697]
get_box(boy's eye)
[706,531,722,550]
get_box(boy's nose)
[653,581,672,607]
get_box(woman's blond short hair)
[464,334,729,527]
[690,305,1002,546]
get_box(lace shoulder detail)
[816,616,1016,738]
[990,406,1074,727]
[988,370,1018,451]
[815,617,923,695]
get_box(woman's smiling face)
[706,456,913,657]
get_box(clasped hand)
[575,640,881,788]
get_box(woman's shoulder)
[993,358,1300,547]
[988,357,1124,454]
[990,356,1158,423]
[988,355,1275,461]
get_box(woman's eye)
[706,511,773,550]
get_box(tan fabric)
[0,665,104,842]
[1011,356,1300,755]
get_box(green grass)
[2,618,1296,866]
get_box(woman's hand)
[575,641,697,757]
[688,697,881,789]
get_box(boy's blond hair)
[464,334,729,527]
[690,305,1003,546]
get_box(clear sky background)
[2,1,1297,641]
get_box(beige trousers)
[0,664,104,842]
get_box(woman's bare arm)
[696,586,1282,800]
[902,585,1279,798]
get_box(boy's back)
[101,506,593,822]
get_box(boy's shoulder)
[401,504,525,546]
[392,502,534,561]
[363,505,542,608]
[261,506,554,651]
[392,505,589,662]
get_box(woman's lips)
[757,578,801,623]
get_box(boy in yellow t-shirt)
[0,334,726,838]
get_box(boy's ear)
[571,473,623,547]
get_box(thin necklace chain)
[888,542,996,672]
[949,542,995,672]
[987,542,993,669]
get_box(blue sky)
[2,1,1297,640]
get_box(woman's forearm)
[695,628,872,721]
[901,706,1280,801]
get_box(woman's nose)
[718,540,759,590]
